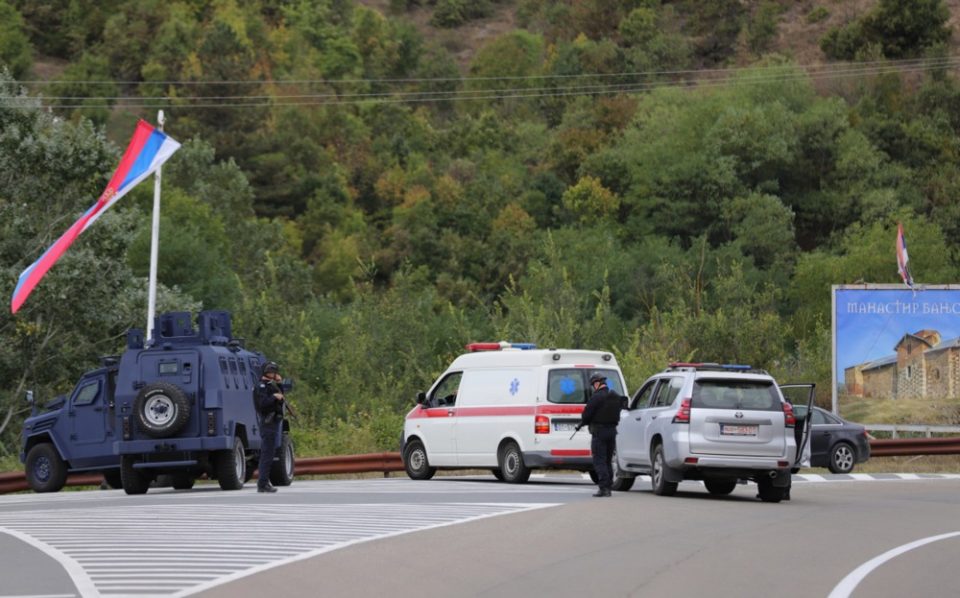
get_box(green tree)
[0,0,31,79]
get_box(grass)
[839,396,960,427]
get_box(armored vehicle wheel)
[216,436,246,490]
[172,474,195,490]
[120,455,151,495]
[102,469,123,490]
[403,439,436,480]
[25,443,68,493]
[498,441,531,484]
[269,434,295,487]
[134,382,191,439]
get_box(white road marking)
[0,501,557,597]
[828,531,960,598]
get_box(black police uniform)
[255,378,284,491]
[580,382,622,496]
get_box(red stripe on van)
[550,449,591,457]
[407,404,585,419]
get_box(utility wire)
[13,56,958,86]
[4,58,958,109]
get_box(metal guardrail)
[0,453,405,495]
[865,424,960,438]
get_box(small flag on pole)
[11,120,180,313]
[896,222,914,288]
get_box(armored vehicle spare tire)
[134,382,191,438]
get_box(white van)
[401,342,628,483]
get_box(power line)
[4,58,957,110]
[12,56,959,87]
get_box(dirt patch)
[357,0,517,71]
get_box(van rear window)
[548,369,624,404]
[692,379,779,411]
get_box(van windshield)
[692,379,779,411]
[548,369,624,404]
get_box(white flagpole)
[146,110,165,344]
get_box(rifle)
[279,378,298,421]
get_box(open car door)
[779,384,816,470]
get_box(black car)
[794,405,871,474]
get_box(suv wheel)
[216,436,246,490]
[269,433,295,486]
[704,479,737,495]
[828,442,856,474]
[757,478,786,503]
[498,441,531,484]
[134,382,191,439]
[403,439,436,480]
[25,443,68,493]
[611,449,635,492]
[651,443,678,496]
[120,455,151,495]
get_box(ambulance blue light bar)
[466,342,538,352]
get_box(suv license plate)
[554,422,578,432]
[721,424,758,436]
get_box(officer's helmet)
[589,372,607,386]
[262,361,280,376]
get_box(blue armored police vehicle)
[21,310,295,494]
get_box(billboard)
[832,284,960,413]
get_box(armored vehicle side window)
[238,361,249,389]
[228,359,240,388]
[219,357,231,389]
[73,381,100,406]
[159,361,179,375]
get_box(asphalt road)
[0,473,958,598]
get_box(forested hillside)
[2,0,960,459]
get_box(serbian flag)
[896,222,914,288]
[11,120,180,313]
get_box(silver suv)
[612,363,811,503]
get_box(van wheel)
[704,479,737,495]
[651,443,678,496]
[611,449,635,492]
[216,437,246,490]
[25,443,68,493]
[120,455,151,495]
[269,434,295,486]
[491,468,504,481]
[403,440,436,480]
[102,469,123,490]
[134,382,191,439]
[498,442,530,484]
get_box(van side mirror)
[416,391,426,405]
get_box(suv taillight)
[673,398,692,423]
[782,402,796,428]
[535,415,550,434]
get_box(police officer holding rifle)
[578,372,622,497]
[255,361,285,493]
